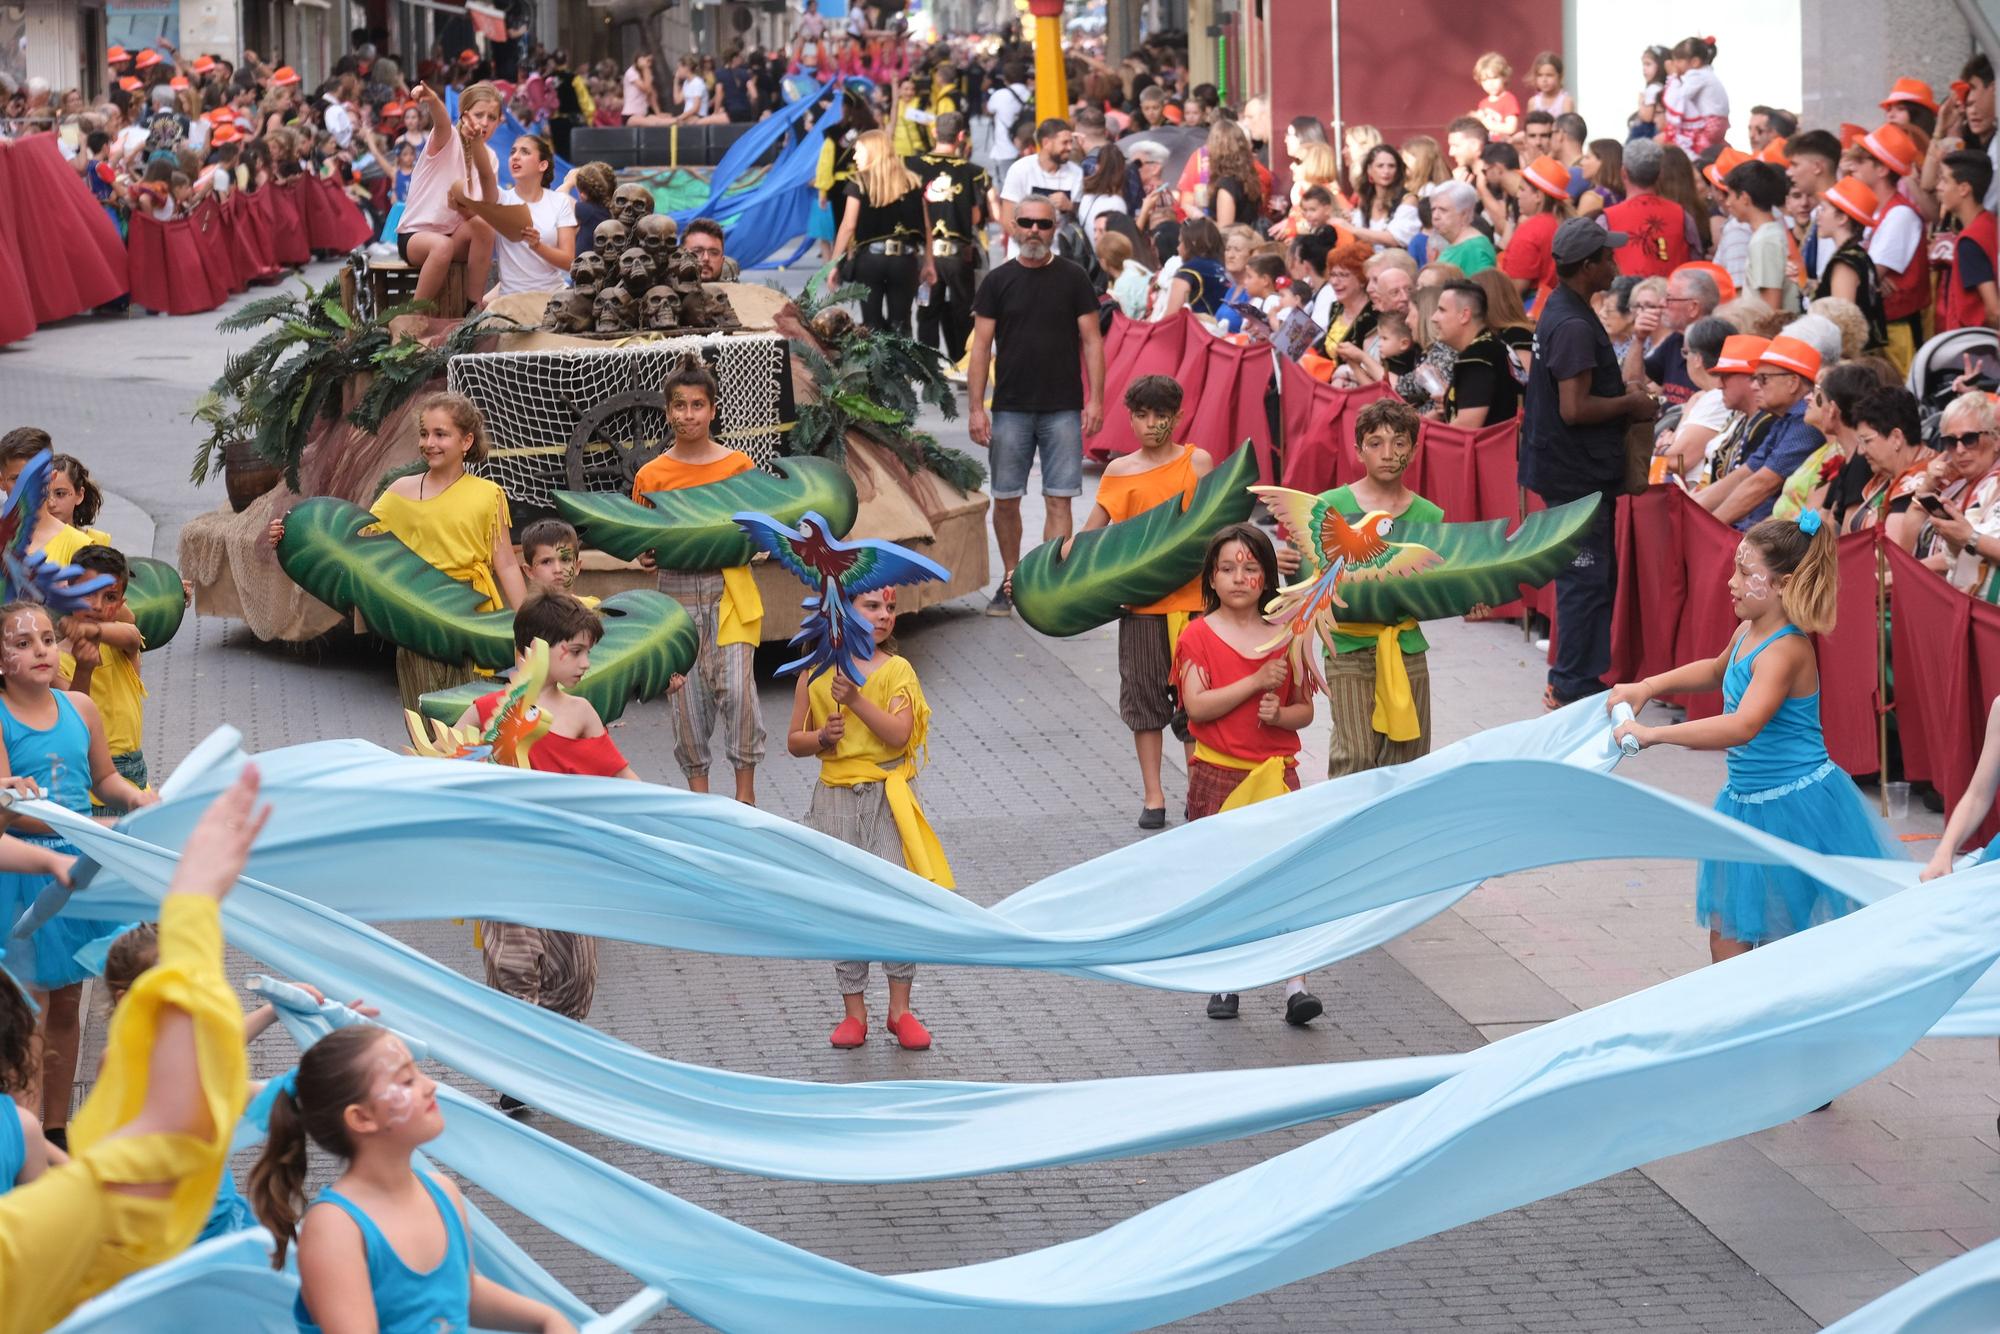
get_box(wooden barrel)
[223,439,282,512]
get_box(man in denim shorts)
[967,194,1106,615]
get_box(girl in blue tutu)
[0,601,154,1149]
[1610,512,1899,963]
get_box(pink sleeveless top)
[398,127,495,237]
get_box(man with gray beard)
[968,194,1105,616]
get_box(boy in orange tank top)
[1074,375,1215,828]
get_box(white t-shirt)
[679,76,706,118]
[491,186,578,298]
[323,97,354,148]
[1077,190,1127,238]
[1000,156,1083,258]
[1867,198,1923,274]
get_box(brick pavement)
[13,267,1945,1330]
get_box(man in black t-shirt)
[907,112,993,364]
[968,195,1105,617]
[1429,281,1519,427]
[1521,218,1659,707]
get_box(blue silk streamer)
[43,839,2000,1331]
[673,92,846,267]
[677,79,835,220]
[1820,1236,2000,1331]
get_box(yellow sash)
[718,564,764,647]
[819,753,955,888]
[1191,741,1295,812]
[810,660,953,888]
[1167,610,1191,658]
[1338,618,1422,742]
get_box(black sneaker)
[1137,806,1166,830]
[1285,992,1324,1026]
[1206,992,1239,1020]
[497,1094,530,1118]
[985,587,1014,617]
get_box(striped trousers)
[1325,647,1432,779]
[659,569,766,780]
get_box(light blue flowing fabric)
[49,1230,295,1333]
[675,92,846,267]
[1820,1236,2000,1332]
[678,79,835,219]
[53,856,2000,1332]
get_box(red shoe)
[829,1016,867,1048]
[886,1012,932,1050]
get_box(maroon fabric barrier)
[1819,530,1888,775]
[0,133,127,345]
[300,174,374,254]
[1085,313,1273,472]
[221,190,281,287]
[127,208,228,316]
[1274,359,1395,493]
[186,197,244,304]
[267,180,312,267]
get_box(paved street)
[7,263,1995,1331]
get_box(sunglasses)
[1749,372,1798,386]
[1939,430,1994,450]
[1016,217,1056,231]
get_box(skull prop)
[592,217,629,257]
[642,285,681,331]
[665,249,702,287]
[617,245,656,292]
[593,284,637,333]
[635,214,677,262]
[679,287,712,328]
[611,182,655,228]
[540,291,592,334]
[569,250,608,298]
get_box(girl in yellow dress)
[269,393,526,711]
[0,766,263,1334]
[785,587,952,1052]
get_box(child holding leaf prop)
[745,511,953,1051]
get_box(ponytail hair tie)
[1797,508,1823,534]
[1273,274,1292,290]
[272,1068,298,1099]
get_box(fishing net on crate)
[446,333,795,511]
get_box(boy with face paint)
[517,517,596,608]
[1068,375,1214,829]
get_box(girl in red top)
[456,592,637,1107]
[1174,523,1321,1027]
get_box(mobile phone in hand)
[1918,494,1957,520]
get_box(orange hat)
[1821,176,1881,228]
[1881,77,1938,114]
[458,48,480,66]
[1162,103,1184,124]
[169,76,189,90]
[1756,137,1790,167]
[107,46,129,65]
[1703,146,1751,191]
[133,48,163,70]
[1523,154,1569,200]
[1674,260,1736,305]
[271,65,300,87]
[1839,122,1868,150]
[205,106,235,124]
[118,76,142,93]
[191,55,216,75]
[1861,122,1918,176]
[1713,335,1770,376]
[1759,335,1822,382]
[211,123,242,145]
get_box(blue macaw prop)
[733,510,948,683]
[0,451,112,613]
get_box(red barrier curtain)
[0,133,127,344]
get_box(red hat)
[458,48,480,66]
[1821,176,1881,229]
[1861,123,1919,177]
[1756,136,1790,167]
[1713,335,1770,376]
[1759,335,1822,382]
[1522,154,1569,201]
[106,46,130,65]
[1881,77,1939,114]
[205,106,235,124]
[1703,146,1751,191]
[191,55,216,75]
[211,123,243,146]
[1674,260,1736,305]
[169,76,189,90]
[271,65,300,87]
[117,76,142,93]
[383,101,405,117]
[133,48,163,71]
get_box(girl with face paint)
[249,1025,575,1333]
[0,601,156,1154]
[1607,514,1905,972]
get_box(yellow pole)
[1028,0,1070,124]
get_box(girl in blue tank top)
[0,601,154,1153]
[248,1024,575,1334]
[0,971,53,1195]
[1609,512,1902,963]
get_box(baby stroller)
[1907,326,2000,444]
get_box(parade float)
[179,221,989,716]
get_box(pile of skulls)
[542,182,740,336]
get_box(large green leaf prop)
[275,497,516,670]
[415,588,698,729]
[1011,444,1261,638]
[127,557,187,651]
[552,456,859,570]
[1330,495,1604,623]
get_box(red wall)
[1269,0,1565,187]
